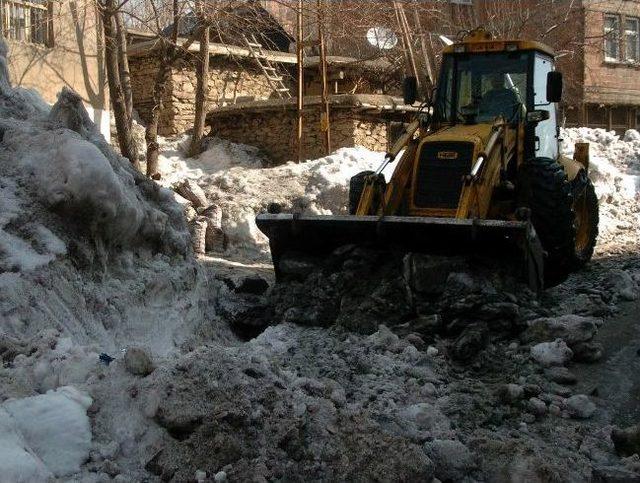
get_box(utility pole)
[296,0,304,162]
[317,0,331,155]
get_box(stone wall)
[208,105,392,164]
[130,54,293,136]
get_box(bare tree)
[144,0,182,178]
[189,0,210,157]
[100,0,140,167]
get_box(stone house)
[2,0,109,139]
[127,1,298,136]
[128,34,297,136]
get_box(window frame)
[604,13,621,62]
[1,0,53,47]
[625,16,640,63]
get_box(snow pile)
[0,386,92,481]
[158,138,390,255]
[0,40,232,481]
[561,128,640,249]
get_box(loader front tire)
[519,157,576,287]
[571,176,599,270]
[348,171,375,215]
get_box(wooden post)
[394,1,420,92]
[296,0,304,162]
[411,0,434,91]
[317,0,331,155]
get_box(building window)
[604,14,620,61]
[2,0,51,46]
[626,17,639,62]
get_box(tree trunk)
[189,18,210,157]
[145,50,172,178]
[102,0,139,167]
[114,9,133,120]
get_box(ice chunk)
[0,386,93,478]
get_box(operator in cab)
[478,73,520,122]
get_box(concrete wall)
[6,0,109,139]
[130,53,293,136]
[208,106,390,164]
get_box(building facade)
[566,0,640,131]
[2,0,109,139]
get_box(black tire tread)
[519,157,576,287]
[571,178,599,269]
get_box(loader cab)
[433,39,561,160]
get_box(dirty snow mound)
[0,40,233,481]
[561,128,639,251]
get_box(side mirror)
[403,76,418,105]
[546,71,563,103]
[526,110,550,123]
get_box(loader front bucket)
[256,214,544,292]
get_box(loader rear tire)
[348,171,375,215]
[519,157,576,288]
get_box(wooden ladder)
[242,33,292,99]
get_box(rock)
[195,470,207,482]
[523,384,542,398]
[530,340,573,367]
[549,383,573,398]
[592,465,640,482]
[124,347,155,377]
[544,366,578,385]
[450,323,489,361]
[612,425,640,457]
[175,178,208,208]
[424,439,476,481]
[477,302,520,321]
[234,275,269,295]
[278,255,316,280]
[426,346,439,357]
[405,333,426,350]
[410,315,443,337]
[605,269,638,301]
[523,315,599,347]
[549,404,561,417]
[499,384,525,404]
[565,395,596,419]
[528,397,547,417]
[404,254,466,295]
[572,341,604,363]
[214,471,227,482]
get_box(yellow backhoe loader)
[256,29,599,291]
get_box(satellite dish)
[439,35,454,46]
[366,27,399,50]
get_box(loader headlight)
[506,43,518,52]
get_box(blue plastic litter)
[99,353,115,366]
